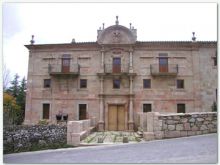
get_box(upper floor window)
[80,79,87,88]
[113,79,120,89]
[177,79,184,89]
[44,79,51,88]
[143,79,151,88]
[159,54,168,73]
[143,104,152,113]
[112,58,121,73]
[62,54,71,73]
[213,56,217,66]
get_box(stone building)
[24,17,217,131]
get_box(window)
[213,57,217,66]
[159,54,168,73]
[177,104,185,113]
[113,79,120,89]
[79,104,87,120]
[143,104,152,113]
[44,79,51,88]
[112,58,121,73]
[80,79,87,88]
[43,104,50,119]
[177,79,184,89]
[143,79,151,88]
[62,54,70,73]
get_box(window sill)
[78,88,88,91]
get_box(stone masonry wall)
[3,125,67,154]
[142,112,217,141]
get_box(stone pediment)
[97,25,137,45]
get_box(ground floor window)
[143,104,152,113]
[79,104,87,120]
[177,104,185,113]
[43,104,50,119]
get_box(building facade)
[24,17,217,131]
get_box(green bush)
[38,119,49,125]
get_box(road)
[4,133,217,163]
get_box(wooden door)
[112,58,121,73]
[108,105,125,131]
[108,105,117,131]
[117,105,125,131]
[62,58,70,73]
[159,57,168,73]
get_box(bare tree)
[3,64,10,91]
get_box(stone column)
[129,50,133,73]
[98,77,104,131]
[101,48,105,73]
[128,76,134,130]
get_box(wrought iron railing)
[104,64,129,74]
[150,64,178,76]
[48,64,80,75]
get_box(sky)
[2,3,217,81]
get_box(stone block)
[191,126,199,131]
[167,120,178,125]
[168,125,175,131]
[210,128,217,133]
[183,123,191,131]
[173,116,180,120]
[196,118,204,122]
[187,131,196,136]
[202,130,209,134]
[146,113,154,132]
[180,118,188,123]
[71,121,83,133]
[180,131,187,137]
[164,131,180,138]
[143,132,155,141]
[154,131,164,139]
[176,124,184,131]
[200,125,208,131]
[71,133,81,146]
[206,117,212,121]
[162,123,167,130]
[196,131,202,135]
[189,118,196,123]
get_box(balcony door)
[62,55,70,73]
[112,58,121,73]
[159,57,168,73]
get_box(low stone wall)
[67,117,96,146]
[3,125,67,154]
[140,112,217,141]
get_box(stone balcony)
[48,64,80,77]
[150,64,178,77]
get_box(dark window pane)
[80,79,87,88]
[177,80,184,89]
[44,79,51,88]
[113,79,120,89]
[113,58,121,65]
[43,104,50,119]
[159,57,168,65]
[143,79,151,88]
[143,104,152,113]
[214,57,217,66]
[79,104,87,120]
[177,104,185,113]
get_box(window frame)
[79,104,87,120]
[143,79,151,89]
[143,104,152,113]
[42,103,50,119]
[177,79,184,89]
[80,79,87,89]
[177,104,185,113]
[44,79,51,88]
[113,79,120,89]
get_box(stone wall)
[67,118,96,146]
[3,125,67,154]
[140,112,217,141]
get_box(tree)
[7,74,19,98]
[16,77,26,124]
[3,92,21,125]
